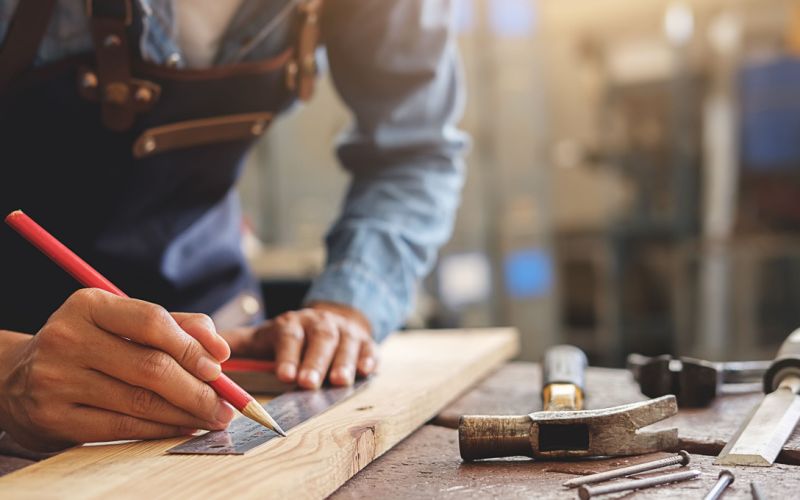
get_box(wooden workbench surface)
[332,361,800,498]
[4,356,800,498]
[331,426,800,499]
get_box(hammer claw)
[527,395,679,458]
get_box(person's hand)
[221,303,378,389]
[0,289,235,452]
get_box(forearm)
[313,0,467,340]
[305,158,465,342]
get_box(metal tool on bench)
[577,469,701,499]
[703,470,735,500]
[541,345,587,411]
[628,353,770,407]
[459,345,679,460]
[716,327,800,466]
[562,450,691,488]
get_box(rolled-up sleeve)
[303,0,468,342]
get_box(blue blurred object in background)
[740,56,800,170]
[504,248,553,299]
[489,0,537,38]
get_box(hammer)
[459,345,679,460]
[627,353,770,407]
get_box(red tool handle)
[223,359,276,373]
[5,210,256,412]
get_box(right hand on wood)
[0,288,235,452]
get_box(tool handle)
[458,415,533,460]
[764,328,800,393]
[542,345,588,410]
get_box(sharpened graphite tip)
[242,401,287,437]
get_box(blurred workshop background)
[239,0,800,367]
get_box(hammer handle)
[764,327,800,393]
[542,345,588,411]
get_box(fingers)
[64,406,196,444]
[273,314,304,383]
[172,312,231,363]
[67,369,226,431]
[329,333,360,386]
[85,326,235,426]
[357,340,379,376]
[298,316,339,389]
[220,306,378,390]
[66,289,224,383]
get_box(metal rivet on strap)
[251,121,265,136]
[135,87,153,104]
[103,34,122,48]
[241,295,260,316]
[142,137,157,153]
[81,71,98,89]
[166,53,182,68]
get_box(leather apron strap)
[0,0,58,92]
[287,0,324,101]
[87,0,141,131]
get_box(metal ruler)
[168,380,368,455]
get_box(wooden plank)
[331,425,800,499]
[0,329,518,500]
[435,362,800,464]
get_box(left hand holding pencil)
[0,289,236,452]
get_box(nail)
[215,402,235,425]
[300,369,321,388]
[197,357,222,381]
[278,362,297,381]
[703,470,734,500]
[563,450,691,488]
[751,481,765,500]
[578,470,701,499]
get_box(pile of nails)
[562,451,736,499]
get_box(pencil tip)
[242,401,287,437]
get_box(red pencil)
[5,210,286,437]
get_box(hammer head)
[459,395,678,460]
[628,354,723,407]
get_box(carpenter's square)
[716,327,800,466]
[628,353,770,407]
[459,345,679,460]
[169,368,368,455]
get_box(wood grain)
[435,362,800,464]
[331,425,800,499]
[0,329,518,499]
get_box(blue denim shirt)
[0,0,467,342]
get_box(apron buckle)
[77,67,161,113]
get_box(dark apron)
[0,0,322,333]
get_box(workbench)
[2,353,800,498]
[331,362,800,499]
